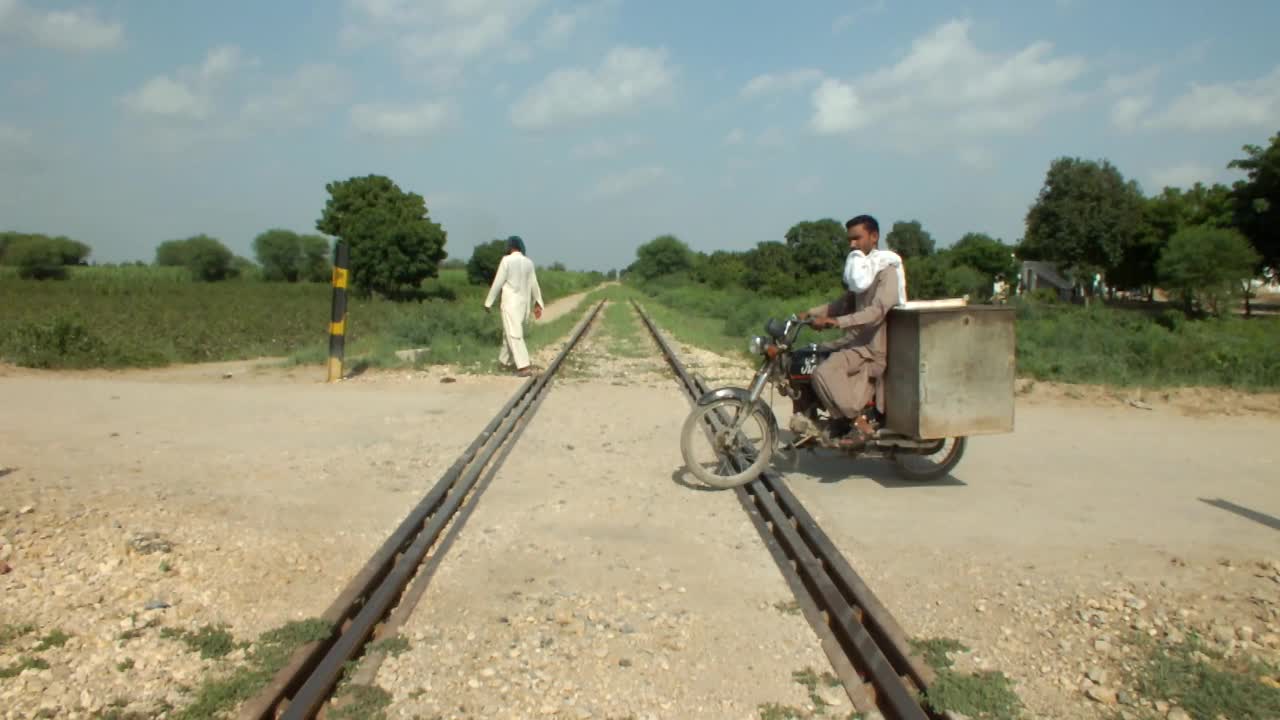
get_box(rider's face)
[847,225,877,254]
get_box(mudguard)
[695,386,780,434]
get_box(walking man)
[484,235,544,377]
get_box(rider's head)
[507,235,526,254]
[845,215,879,255]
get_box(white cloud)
[572,133,643,159]
[588,165,669,197]
[342,0,545,83]
[956,145,995,170]
[1145,66,1280,131]
[123,76,212,119]
[120,52,350,151]
[240,63,350,130]
[0,1,123,52]
[724,128,746,145]
[121,45,251,120]
[1110,95,1152,131]
[740,69,823,99]
[511,46,676,129]
[0,123,32,147]
[1148,163,1219,190]
[833,0,885,34]
[811,78,868,133]
[810,19,1086,141]
[538,0,618,47]
[351,100,454,138]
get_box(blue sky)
[2,1,1278,272]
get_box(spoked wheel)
[891,436,966,481]
[679,397,776,489]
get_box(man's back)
[486,251,543,309]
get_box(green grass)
[0,623,36,647]
[626,278,1280,392]
[1125,631,1280,720]
[910,636,1026,720]
[169,618,332,720]
[600,298,650,358]
[161,624,239,660]
[0,655,50,679]
[0,266,601,371]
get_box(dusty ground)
[0,296,1277,719]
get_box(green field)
[0,267,601,372]
[623,279,1280,392]
[4,264,1278,392]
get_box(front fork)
[725,358,774,435]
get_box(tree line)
[624,130,1279,317]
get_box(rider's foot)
[789,412,818,436]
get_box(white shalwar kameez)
[484,251,544,369]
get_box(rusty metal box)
[883,303,1016,439]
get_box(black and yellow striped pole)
[327,241,349,383]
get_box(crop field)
[0,267,601,372]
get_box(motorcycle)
[679,314,966,489]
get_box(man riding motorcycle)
[794,214,906,448]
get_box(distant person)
[795,214,905,446]
[484,235,545,377]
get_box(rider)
[795,214,905,447]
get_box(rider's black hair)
[507,235,526,254]
[845,215,879,234]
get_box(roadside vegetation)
[3,131,1277,389]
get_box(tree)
[886,220,936,258]
[1228,132,1280,274]
[693,249,749,289]
[743,241,801,297]
[0,232,90,268]
[154,235,236,281]
[1158,226,1261,316]
[948,233,1019,290]
[315,174,448,300]
[297,234,332,282]
[629,234,695,281]
[466,239,508,285]
[184,235,236,282]
[1023,157,1147,301]
[1113,184,1235,299]
[253,229,304,282]
[10,240,69,280]
[784,219,846,279]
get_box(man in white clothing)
[484,235,544,376]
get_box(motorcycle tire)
[679,397,776,489]
[891,436,966,481]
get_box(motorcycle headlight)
[748,335,767,355]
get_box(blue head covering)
[507,235,525,254]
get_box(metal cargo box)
[883,303,1016,439]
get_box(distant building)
[1018,260,1074,302]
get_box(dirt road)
[1,299,1277,719]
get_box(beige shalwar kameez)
[484,251,544,369]
[805,267,900,419]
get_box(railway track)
[237,300,605,720]
[632,299,948,720]
[235,296,946,719]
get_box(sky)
[1,0,1278,272]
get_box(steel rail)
[239,299,604,720]
[631,299,943,720]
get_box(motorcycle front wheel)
[679,397,776,489]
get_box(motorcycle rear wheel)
[679,397,776,489]
[891,436,966,481]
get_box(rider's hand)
[811,316,837,330]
